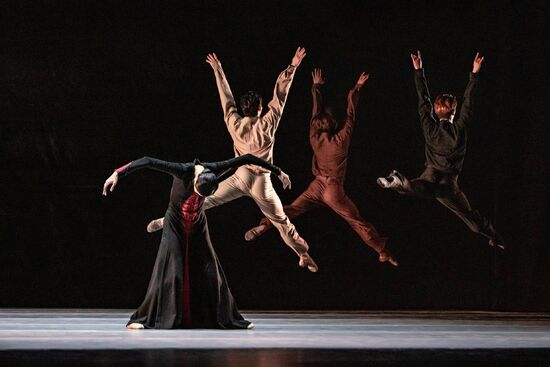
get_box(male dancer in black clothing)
[377,51,505,249]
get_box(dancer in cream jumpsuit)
[148,48,318,272]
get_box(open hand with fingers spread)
[291,47,307,67]
[205,53,222,70]
[472,52,485,73]
[312,68,325,85]
[356,72,369,87]
[410,50,422,70]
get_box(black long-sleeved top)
[116,154,281,185]
[114,154,282,209]
[116,154,281,178]
[415,68,479,174]
[309,83,362,178]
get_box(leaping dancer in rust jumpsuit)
[245,68,398,266]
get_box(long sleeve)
[205,154,282,179]
[311,83,323,120]
[455,72,479,129]
[309,83,324,137]
[115,157,194,179]
[212,65,241,128]
[414,69,437,134]
[262,64,297,130]
[335,84,362,142]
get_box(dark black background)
[1,0,548,311]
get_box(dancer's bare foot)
[378,249,399,267]
[147,218,164,233]
[244,224,268,241]
[247,322,255,329]
[127,323,144,329]
[299,253,319,272]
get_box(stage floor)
[1,309,549,366]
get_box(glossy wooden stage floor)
[1,309,549,366]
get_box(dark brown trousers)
[393,167,501,243]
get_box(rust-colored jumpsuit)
[251,81,387,253]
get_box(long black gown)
[113,154,283,329]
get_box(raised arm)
[411,50,436,132]
[456,52,483,129]
[311,68,325,119]
[336,72,369,141]
[206,154,291,189]
[102,157,193,196]
[263,47,306,128]
[206,53,240,127]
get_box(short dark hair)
[434,94,457,120]
[240,91,262,117]
[195,170,218,197]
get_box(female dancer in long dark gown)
[102,154,291,329]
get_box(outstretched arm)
[206,53,241,127]
[311,68,325,119]
[102,157,193,196]
[263,47,306,129]
[456,52,483,128]
[346,72,369,121]
[145,154,291,232]
[411,50,436,132]
[205,154,291,189]
[336,72,369,141]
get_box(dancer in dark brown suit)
[377,51,504,249]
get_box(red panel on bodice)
[181,192,202,233]
[180,192,203,327]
